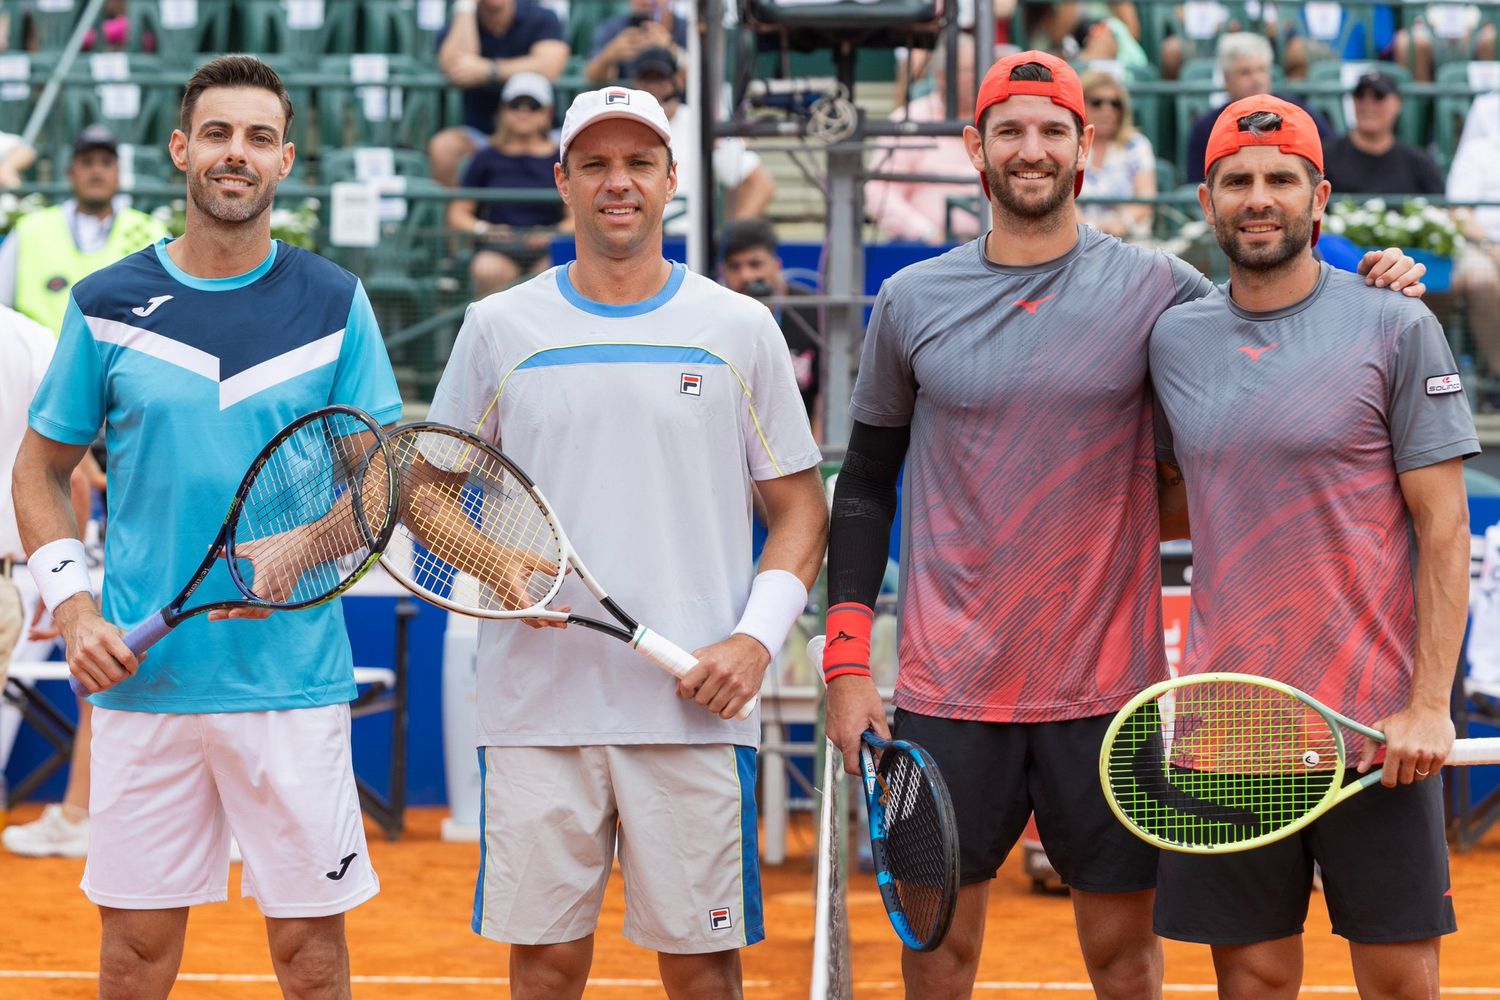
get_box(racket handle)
[123,610,172,657]
[67,610,169,697]
[1450,737,1500,766]
[632,627,758,720]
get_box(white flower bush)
[1326,197,1464,257]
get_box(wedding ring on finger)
[1415,767,1430,777]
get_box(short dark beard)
[76,196,114,217]
[1212,195,1316,273]
[188,165,276,224]
[983,154,1076,222]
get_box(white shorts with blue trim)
[471,743,763,953]
[82,703,378,918]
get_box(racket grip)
[123,610,172,657]
[633,627,758,720]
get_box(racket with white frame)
[1100,671,1500,853]
[379,422,756,719]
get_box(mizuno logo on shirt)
[1013,294,1055,315]
[829,630,857,644]
[1427,373,1463,395]
[1237,343,1279,361]
[131,295,174,318]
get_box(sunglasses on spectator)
[506,97,545,112]
[1088,97,1123,110]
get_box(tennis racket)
[75,405,396,695]
[808,634,960,951]
[1100,671,1500,854]
[379,422,757,719]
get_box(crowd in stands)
[6,1,1500,388]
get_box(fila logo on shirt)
[680,372,703,396]
[1427,372,1464,396]
[605,89,631,105]
[132,294,174,318]
[708,906,733,931]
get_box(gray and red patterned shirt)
[1151,263,1479,725]
[852,226,1212,723]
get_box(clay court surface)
[3,805,1500,998]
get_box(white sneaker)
[2,804,89,858]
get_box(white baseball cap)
[501,71,554,107]
[558,86,674,165]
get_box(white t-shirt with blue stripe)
[427,261,821,748]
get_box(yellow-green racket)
[1100,672,1500,854]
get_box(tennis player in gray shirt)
[1150,94,1476,1000]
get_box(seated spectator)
[1183,32,1334,183]
[1446,90,1500,397]
[1395,3,1495,82]
[865,42,981,244]
[1078,70,1155,240]
[429,0,569,188]
[629,47,775,231]
[0,129,35,189]
[1020,2,1148,69]
[1323,70,1443,195]
[447,73,569,296]
[719,219,821,436]
[82,0,152,52]
[585,0,687,85]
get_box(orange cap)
[973,51,1088,197]
[1204,94,1325,244]
[1204,94,1324,178]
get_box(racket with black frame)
[378,422,757,718]
[808,634,961,951]
[73,405,396,695]
[1100,671,1500,853]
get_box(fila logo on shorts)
[708,906,733,931]
[606,89,631,105]
[1427,373,1463,395]
[680,372,703,395]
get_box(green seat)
[8,0,81,52]
[126,0,231,63]
[0,48,38,136]
[318,145,431,183]
[1303,60,1420,148]
[59,53,178,148]
[356,0,424,57]
[234,0,357,65]
[1434,60,1499,172]
[568,0,628,60]
[315,55,443,150]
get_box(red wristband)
[822,602,874,682]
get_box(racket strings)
[1104,681,1340,849]
[386,429,564,612]
[231,412,389,606]
[877,752,956,943]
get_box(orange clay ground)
[2,804,1499,998]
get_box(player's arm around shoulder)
[681,467,827,720]
[13,429,139,692]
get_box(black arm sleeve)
[827,419,911,607]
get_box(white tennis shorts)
[471,743,764,953]
[82,703,379,917]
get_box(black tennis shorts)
[892,709,1159,892]
[1154,773,1457,945]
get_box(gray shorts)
[471,743,764,953]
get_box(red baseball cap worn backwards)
[973,50,1088,198]
[1204,94,1326,244]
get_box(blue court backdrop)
[7,242,1499,814]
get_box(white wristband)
[27,537,92,613]
[732,569,809,659]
